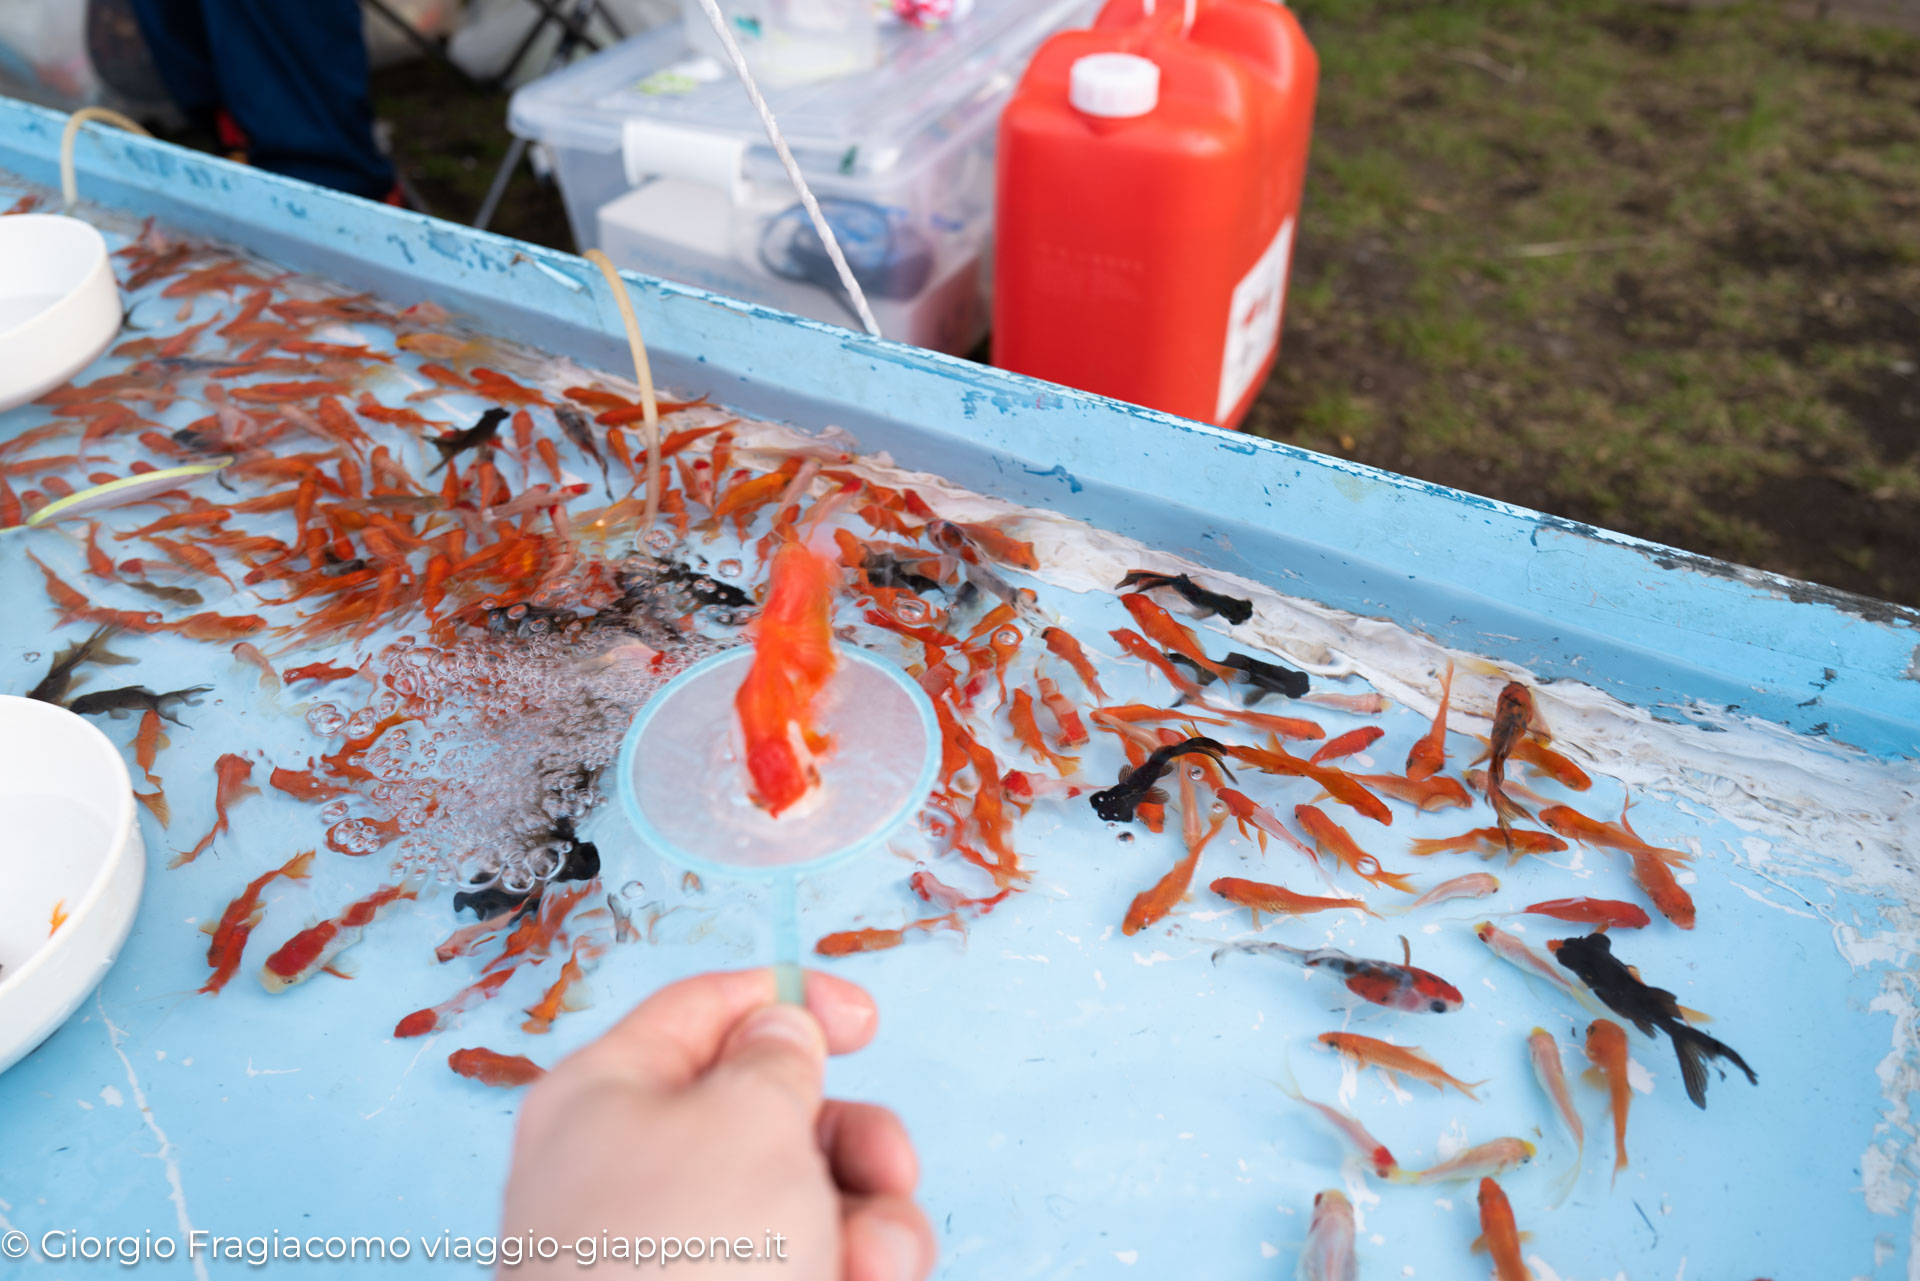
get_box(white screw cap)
[1069,52,1160,119]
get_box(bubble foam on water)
[297,558,740,893]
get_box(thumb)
[710,1002,829,1114]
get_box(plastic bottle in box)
[992,0,1318,428]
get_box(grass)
[1249,0,1920,605]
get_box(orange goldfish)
[1208,876,1375,926]
[951,519,1037,570]
[1041,626,1108,700]
[1407,827,1569,861]
[1108,627,1204,698]
[1627,846,1696,930]
[170,611,269,642]
[1523,897,1650,930]
[1406,661,1454,779]
[49,899,69,935]
[523,941,598,1033]
[735,541,837,816]
[1294,804,1414,893]
[1309,726,1384,766]
[1228,740,1391,825]
[269,766,354,803]
[815,911,963,956]
[1347,773,1473,817]
[1484,681,1537,842]
[283,660,360,684]
[1465,769,1554,812]
[1318,1032,1485,1099]
[134,708,166,784]
[1119,594,1234,682]
[1537,804,1689,866]
[200,851,314,995]
[1507,737,1591,791]
[1198,701,1325,740]
[448,1047,544,1088]
[172,753,258,867]
[483,882,596,973]
[1008,687,1077,774]
[1585,1017,1632,1184]
[1122,769,1227,935]
[1473,1178,1532,1281]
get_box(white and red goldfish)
[1473,921,1602,1014]
[260,882,417,993]
[1275,1064,1400,1179]
[1296,1189,1357,1281]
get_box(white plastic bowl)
[0,213,122,413]
[0,693,144,1075]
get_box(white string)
[1182,0,1195,33]
[690,0,883,338]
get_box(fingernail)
[733,1003,823,1055]
[867,1217,922,1281]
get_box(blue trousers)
[129,0,395,199]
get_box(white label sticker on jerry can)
[1215,217,1295,424]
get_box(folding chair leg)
[474,134,529,231]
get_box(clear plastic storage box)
[508,0,1096,354]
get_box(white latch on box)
[622,117,748,204]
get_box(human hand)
[500,968,935,1280]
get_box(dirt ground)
[363,0,1920,605]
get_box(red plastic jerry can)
[993,0,1317,429]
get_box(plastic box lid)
[509,0,1096,186]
